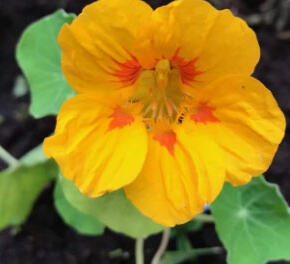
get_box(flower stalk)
[0,145,19,168]
[151,228,171,264]
[194,214,214,223]
[135,237,145,264]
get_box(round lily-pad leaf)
[54,182,105,236]
[60,176,164,238]
[16,9,75,118]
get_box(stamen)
[165,101,173,118]
[129,57,193,127]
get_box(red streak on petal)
[171,49,203,85]
[112,55,141,87]
[108,106,134,131]
[153,130,177,155]
[191,102,219,124]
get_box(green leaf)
[60,176,164,238]
[0,160,58,230]
[211,176,290,264]
[16,9,75,118]
[54,181,105,236]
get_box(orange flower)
[44,0,285,226]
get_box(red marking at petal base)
[153,131,177,155]
[171,49,203,85]
[108,106,134,131]
[191,102,219,124]
[112,55,141,87]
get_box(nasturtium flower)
[44,0,285,226]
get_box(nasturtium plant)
[0,0,288,263]
[212,176,290,264]
[16,10,75,118]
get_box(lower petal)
[178,122,225,203]
[125,123,225,226]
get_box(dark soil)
[0,0,290,263]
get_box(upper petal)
[125,123,225,226]
[140,0,259,87]
[59,0,152,94]
[188,75,285,185]
[146,0,219,60]
[44,94,148,197]
[196,9,260,86]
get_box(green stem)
[0,145,19,168]
[194,246,223,255]
[172,246,223,263]
[135,238,144,264]
[151,228,171,264]
[194,214,214,223]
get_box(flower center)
[133,59,185,124]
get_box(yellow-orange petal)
[178,122,225,203]
[125,123,225,226]
[189,75,285,185]
[44,94,148,197]
[59,0,152,94]
[140,0,259,88]
[195,9,260,87]
[146,0,218,60]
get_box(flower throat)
[132,59,186,124]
